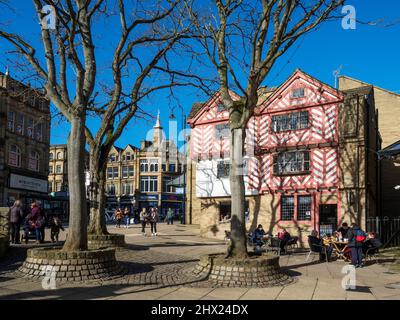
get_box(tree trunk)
[227,127,248,259]
[62,116,88,251]
[88,152,108,235]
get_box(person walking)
[114,208,123,228]
[139,207,149,236]
[149,207,159,236]
[347,223,367,268]
[123,207,130,229]
[9,200,23,244]
[31,202,45,244]
[166,208,174,225]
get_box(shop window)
[297,195,312,221]
[281,196,295,221]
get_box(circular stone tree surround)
[87,233,125,250]
[193,253,292,287]
[19,247,124,282]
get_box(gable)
[259,70,342,113]
[188,90,240,126]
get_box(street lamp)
[169,107,187,224]
[394,185,400,190]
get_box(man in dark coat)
[9,200,23,244]
[347,223,367,267]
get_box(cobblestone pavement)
[1,223,400,300]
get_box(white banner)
[9,174,48,193]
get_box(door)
[319,204,338,236]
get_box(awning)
[378,140,400,160]
[167,175,185,187]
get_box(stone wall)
[0,207,9,258]
[193,253,292,287]
[19,247,124,282]
[87,234,125,250]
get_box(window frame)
[217,160,230,179]
[273,150,310,176]
[291,87,305,99]
[8,144,21,167]
[271,110,309,133]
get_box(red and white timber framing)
[188,70,344,225]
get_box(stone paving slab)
[0,223,399,300]
[276,277,318,300]
[239,287,284,300]
[200,288,249,300]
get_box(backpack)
[355,229,366,242]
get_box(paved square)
[0,224,399,300]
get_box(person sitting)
[308,230,333,262]
[362,232,382,256]
[22,214,35,244]
[278,229,291,254]
[337,222,350,239]
[253,224,267,247]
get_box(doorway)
[319,204,338,236]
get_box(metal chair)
[265,237,281,256]
[365,247,380,263]
[306,238,329,263]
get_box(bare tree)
[84,0,202,236]
[0,0,197,250]
[187,0,345,258]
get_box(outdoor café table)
[331,240,349,261]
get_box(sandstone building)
[339,76,400,218]
[105,114,185,217]
[0,71,50,207]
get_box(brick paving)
[0,223,400,300]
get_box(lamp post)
[169,107,187,224]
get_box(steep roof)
[188,102,204,120]
[341,85,373,97]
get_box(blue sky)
[1,0,399,149]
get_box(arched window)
[8,145,21,167]
[49,152,54,160]
[57,152,63,160]
[28,151,40,172]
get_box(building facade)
[186,70,380,245]
[48,145,68,194]
[339,76,400,218]
[0,72,50,207]
[105,114,185,217]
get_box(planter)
[87,233,125,250]
[193,253,292,287]
[19,247,124,282]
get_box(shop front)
[138,194,159,211]
[119,195,136,214]
[6,173,49,211]
[161,194,184,220]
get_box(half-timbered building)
[186,70,380,246]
